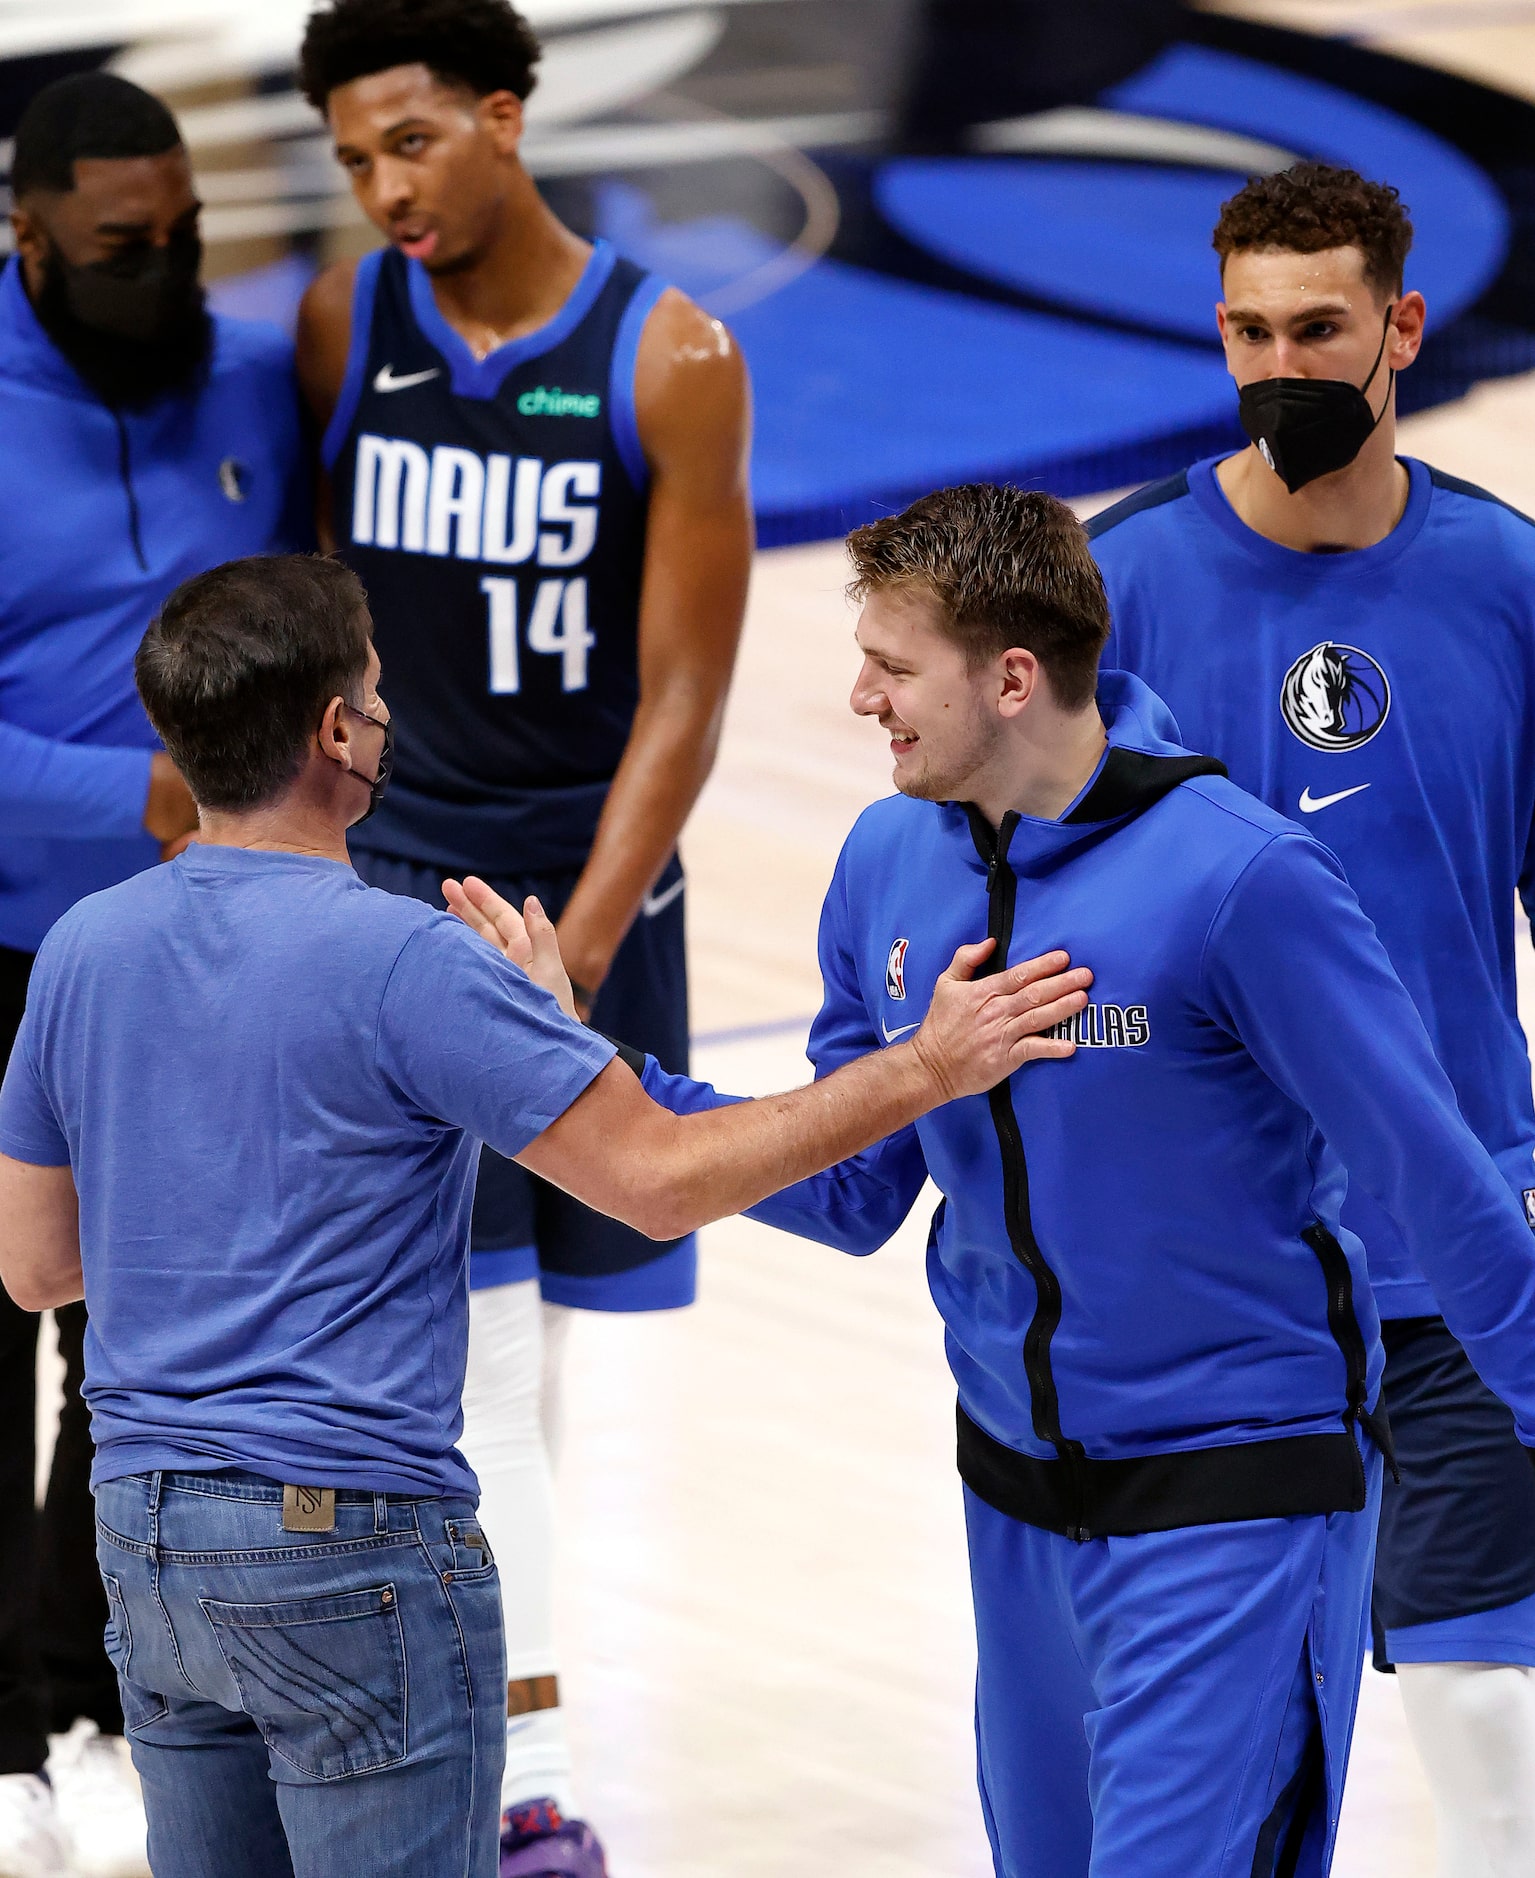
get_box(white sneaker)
[0,1773,69,1878]
[46,1721,149,1878]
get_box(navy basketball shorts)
[966,1449,1381,1878]
[353,848,695,1313]
[1372,1315,1535,1668]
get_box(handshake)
[443,874,1091,1106]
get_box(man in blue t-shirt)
[0,552,1082,1878]
[1089,162,1535,1866]
[0,69,309,1875]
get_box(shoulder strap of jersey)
[321,247,390,471]
[608,267,670,494]
[1426,462,1535,530]
[1085,470,1190,540]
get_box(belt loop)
[374,1493,388,1534]
[146,1470,163,1560]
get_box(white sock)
[460,1283,583,1822]
[1397,1660,1535,1878]
[502,1706,577,1819]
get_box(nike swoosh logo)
[881,1019,920,1044]
[373,364,440,393]
[641,877,685,918]
[1299,784,1371,814]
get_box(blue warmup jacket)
[0,257,309,953]
[1090,456,1535,1320]
[641,675,1535,1539]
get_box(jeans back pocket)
[200,1583,407,1781]
[100,1571,170,1734]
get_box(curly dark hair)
[299,0,541,109]
[846,485,1109,711]
[1213,162,1413,297]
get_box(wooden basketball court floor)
[29,2,1535,1870]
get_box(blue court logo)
[1280,643,1391,753]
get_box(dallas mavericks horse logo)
[1280,642,1391,752]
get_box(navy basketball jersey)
[324,240,667,874]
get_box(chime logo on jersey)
[350,434,601,568]
[885,937,909,1001]
[1280,642,1391,752]
[1046,1003,1151,1048]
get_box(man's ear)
[10,204,48,278]
[1389,290,1427,371]
[996,648,1041,721]
[478,90,525,159]
[317,696,354,770]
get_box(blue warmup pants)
[965,1449,1381,1878]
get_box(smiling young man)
[1088,164,1535,1874]
[458,483,1535,1877]
[292,2,751,1867]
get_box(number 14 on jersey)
[481,575,595,694]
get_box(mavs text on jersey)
[324,238,666,877]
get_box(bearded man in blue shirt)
[0,70,307,1876]
[1089,163,1535,1874]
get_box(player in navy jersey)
[1089,164,1535,1875]
[294,3,751,1870]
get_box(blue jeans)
[94,1471,505,1878]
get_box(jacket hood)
[943,669,1228,880]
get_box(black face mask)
[29,229,210,408]
[345,709,394,825]
[1237,306,1395,495]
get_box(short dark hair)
[1213,162,1413,298]
[299,0,541,110]
[136,556,372,812]
[846,485,1110,711]
[12,72,182,198]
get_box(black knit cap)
[12,71,181,198]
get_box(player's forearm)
[0,720,153,841]
[557,689,725,981]
[620,1041,946,1240]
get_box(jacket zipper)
[969,808,1092,1539]
[112,408,148,573]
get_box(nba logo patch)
[886,938,909,1002]
[1524,1189,1535,1231]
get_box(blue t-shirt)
[1090,457,1535,1319]
[0,844,614,1497]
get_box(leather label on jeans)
[282,1485,336,1532]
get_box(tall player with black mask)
[294,5,751,1873]
[1090,165,1535,1878]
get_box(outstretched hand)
[911,940,1091,1102]
[443,877,577,1017]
